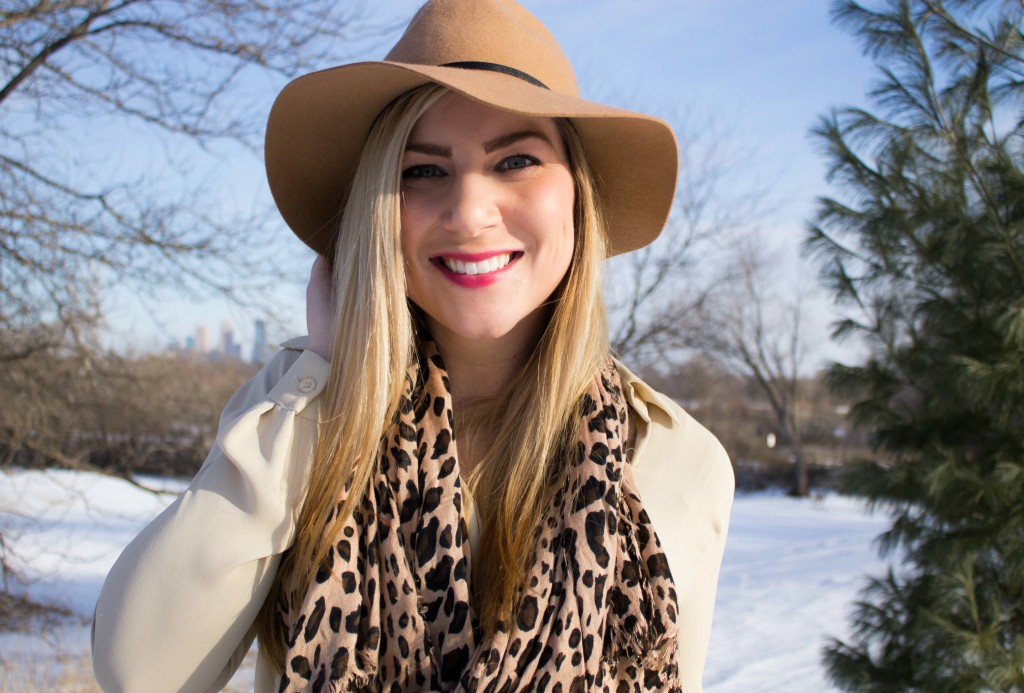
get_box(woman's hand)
[306,255,336,359]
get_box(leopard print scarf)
[277,342,680,692]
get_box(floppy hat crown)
[386,0,578,95]
[265,0,678,257]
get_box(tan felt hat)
[264,0,678,258]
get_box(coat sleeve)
[626,381,735,693]
[91,345,329,693]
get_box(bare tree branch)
[0,0,402,363]
[608,109,772,369]
[691,234,813,495]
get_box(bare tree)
[0,0,395,359]
[0,345,256,476]
[597,101,816,493]
[602,108,817,492]
[693,235,812,496]
[0,0,399,628]
[607,111,770,369]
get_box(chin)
[411,293,553,349]
[421,304,548,347]
[447,319,521,343]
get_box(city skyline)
[167,319,274,364]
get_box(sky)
[103,0,879,366]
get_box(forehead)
[408,91,561,147]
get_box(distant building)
[252,319,274,364]
[220,321,242,360]
[195,325,209,354]
[171,320,275,363]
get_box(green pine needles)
[807,0,1024,690]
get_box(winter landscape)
[0,467,891,692]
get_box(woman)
[92,1,734,691]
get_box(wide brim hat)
[265,0,678,258]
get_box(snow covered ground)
[704,492,890,691]
[0,469,891,691]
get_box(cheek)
[398,205,414,255]
[513,173,573,228]
[399,200,430,261]
[527,175,576,261]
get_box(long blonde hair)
[257,84,610,670]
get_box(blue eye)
[499,154,539,171]
[402,164,446,179]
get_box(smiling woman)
[91,1,734,692]
[400,95,576,348]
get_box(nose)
[443,172,501,237]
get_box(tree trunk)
[790,447,808,497]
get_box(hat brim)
[265,61,678,258]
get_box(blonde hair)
[257,84,610,670]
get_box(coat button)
[298,377,316,393]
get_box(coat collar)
[612,358,682,427]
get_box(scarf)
[277,343,680,692]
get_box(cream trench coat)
[92,339,734,693]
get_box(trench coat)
[92,338,734,692]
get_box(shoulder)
[232,336,309,395]
[218,336,327,425]
[613,359,735,589]
[614,359,732,494]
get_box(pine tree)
[807,1,1024,690]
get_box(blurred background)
[2,1,1021,690]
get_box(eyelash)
[402,164,444,179]
[498,154,540,171]
[401,153,541,179]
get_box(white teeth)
[440,253,512,275]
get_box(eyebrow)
[484,130,555,153]
[405,130,556,158]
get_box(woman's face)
[400,92,576,347]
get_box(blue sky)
[533,0,874,217]
[106,0,879,364]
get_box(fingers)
[307,255,332,297]
[306,255,336,359]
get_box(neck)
[424,309,547,404]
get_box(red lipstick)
[431,250,521,288]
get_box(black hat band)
[441,61,549,89]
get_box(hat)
[264,0,678,258]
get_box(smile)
[439,253,513,276]
[431,251,522,288]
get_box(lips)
[431,250,521,287]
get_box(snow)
[704,492,890,691]
[0,469,892,691]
